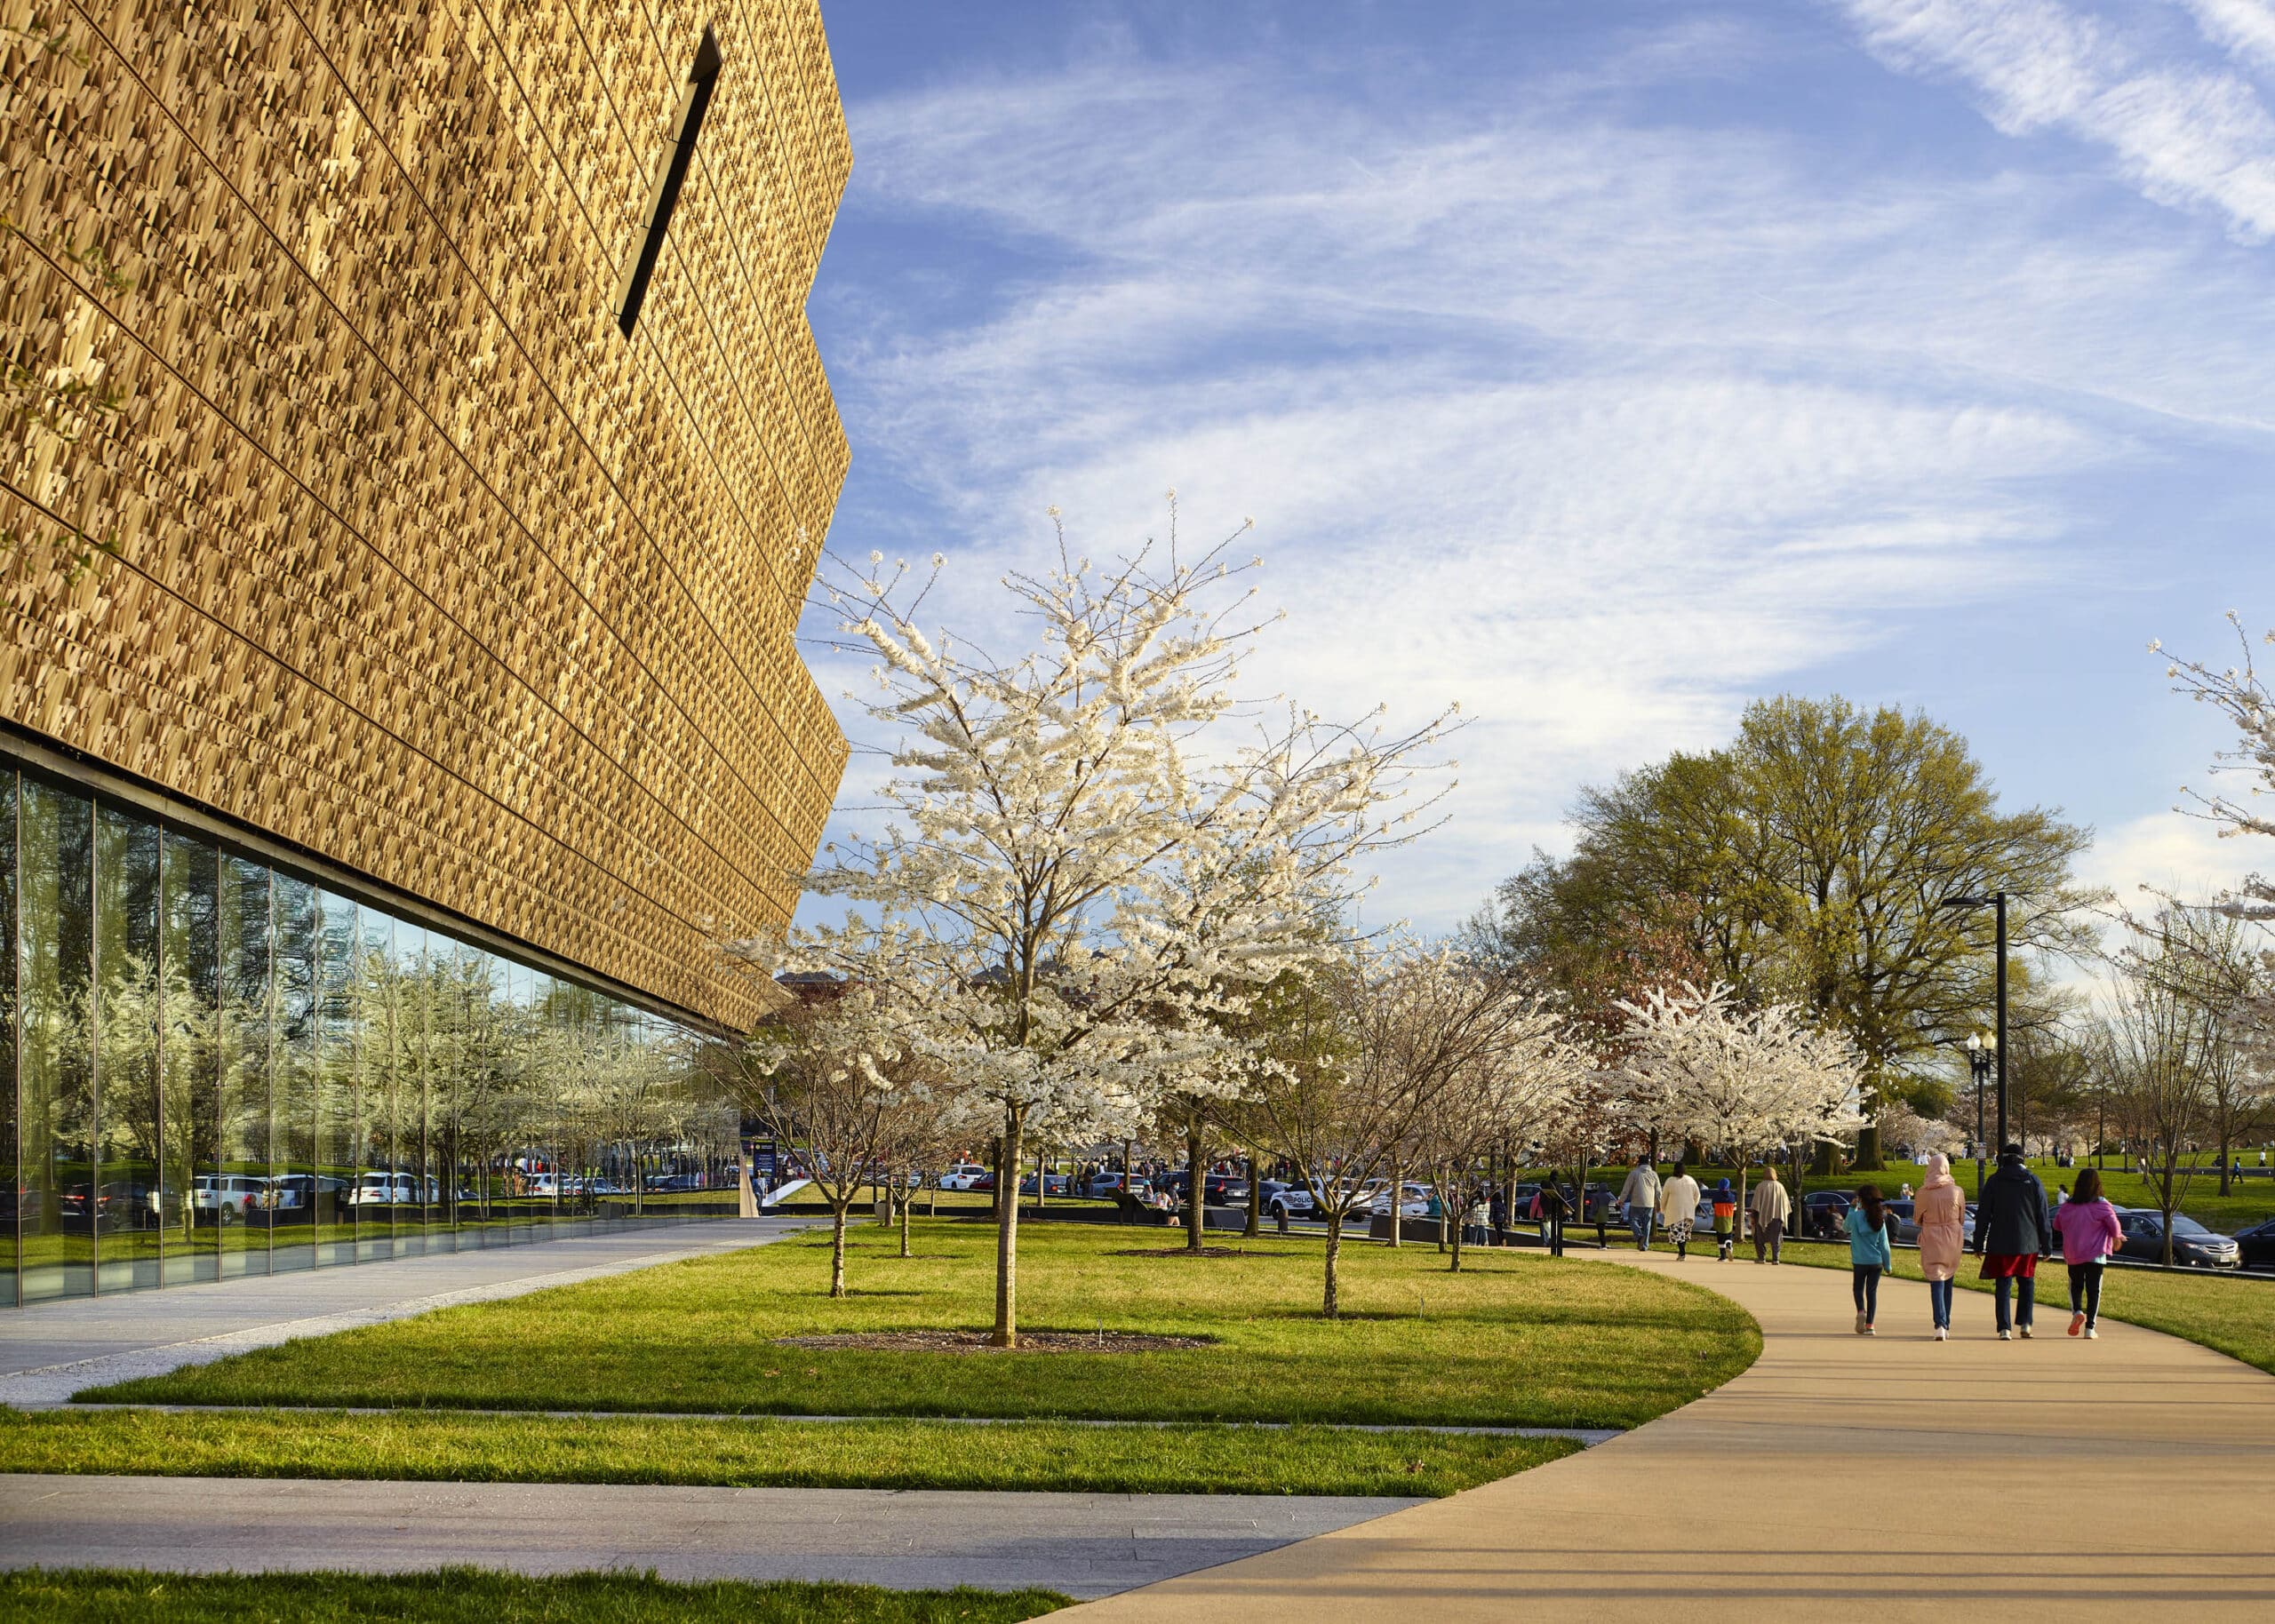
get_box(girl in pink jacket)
[2051,1167,2123,1339]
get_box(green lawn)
[0,1569,1066,1623]
[0,1407,1576,1499]
[84,1220,1757,1429]
[1771,1244,2275,1375]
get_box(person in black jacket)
[1972,1143,2052,1340]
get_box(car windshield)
[2171,1215,2215,1238]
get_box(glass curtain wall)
[0,761,737,1307]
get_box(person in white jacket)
[1616,1155,1662,1252]
[1748,1167,1792,1264]
[1657,1162,1704,1262]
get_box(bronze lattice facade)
[0,0,851,1032]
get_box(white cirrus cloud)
[1840,0,2275,240]
[805,20,2275,930]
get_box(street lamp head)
[1965,1033,1981,1052]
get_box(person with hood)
[2051,1166,2123,1338]
[1914,1152,1967,1340]
[1657,1161,1703,1261]
[1710,1178,1738,1262]
[1845,1182,1896,1334]
[1748,1166,1791,1263]
[1973,1142,2052,1340]
[1537,1179,1569,1256]
[1617,1155,1662,1252]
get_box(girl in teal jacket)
[1845,1184,1895,1336]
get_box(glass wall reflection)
[0,762,739,1306]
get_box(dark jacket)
[1973,1155,2051,1257]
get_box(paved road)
[0,1219,817,1404]
[0,1477,1418,1599]
[1061,1251,2275,1620]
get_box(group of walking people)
[1847,1144,2121,1341]
[1615,1155,1796,1263]
[1616,1144,2127,1341]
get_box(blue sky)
[794,0,2275,932]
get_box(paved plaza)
[1063,1252,2275,1618]
[0,1477,1417,1600]
[0,1219,816,1404]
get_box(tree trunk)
[830,1205,848,1298]
[1185,1118,1206,1254]
[1036,1148,1048,1211]
[993,1108,1024,1348]
[1322,1209,1343,1318]
[1449,1196,1464,1272]
[1855,1120,1884,1172]
[1243,1155,1262,1238]
[1388,1157,1402,1248]
[2219,1128,2231,1196]
[990,1134,1004,1222]
[899,1183,913,1258]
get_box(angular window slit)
[614,24,723,338]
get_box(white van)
[191,1174,267,1222]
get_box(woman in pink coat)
[1914,1153,1968,1341]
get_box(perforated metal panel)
[0,2,850,1031]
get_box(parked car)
[1801,1190,1853,1238]
[1076,1171,1146,1198]
[2115,1209,2242,1268]
[193,1174,268,1222]
[1358,1182,1436,1219]
[1016,1172,1071,1196]
[938,1164,992,1191]
[1202,1173,1249,1206]
[1881,1199,1920,1244]
[2233,1215,2275,1270]
[63,1181,179,1228]
[348,1173,440,1207]
[1259,1180,1321,1220]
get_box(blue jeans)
[1927,1278,1954,1329]
[1627,1210,1654,1250]
[1852,1265,1881,1322]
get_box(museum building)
[0,2,851,1304]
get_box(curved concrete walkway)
[1062,1251,2275,1619]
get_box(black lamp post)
[1940,889,2009,1153]
[1966,1032,1993,1191]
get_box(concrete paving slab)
[0,1219,816,1404]
[0,1477,1420,1599]
[1058,1251,2275,1620]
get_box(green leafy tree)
[1485,697,2095,1166]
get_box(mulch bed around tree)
[772,1329,1215,1354]
[1109,1246,1253,1258]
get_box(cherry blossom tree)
[2157,617,2275,928]
[730,980,936,1298]
[1413,993,1576,1271]
[1238,943,1544,1313]
[1616,982,1864,1229]
[733,507,1450,1345]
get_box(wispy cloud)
[806,10,2275,928]
[1840,0,2275,240]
